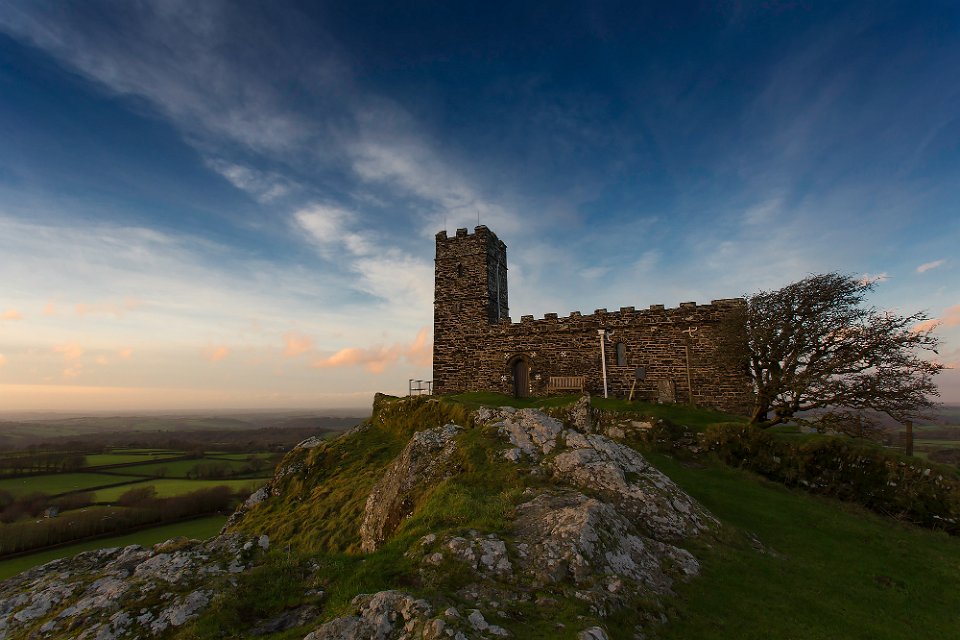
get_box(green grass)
[0,515,228,581]
[591,396,746,429]
[442,391,586,411]
[645,452,960,640]
[93,478,265,502]
[0,472,132,497]
[233,395,471,554]
[442,391,746,430]
[83,452,183,466]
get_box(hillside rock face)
[481,406,715,540]
[0,534,266,640]
[315,406,716,639]
[360,423,463,553]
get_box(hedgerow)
[701,423,960,533]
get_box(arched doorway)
[511,357,530,398]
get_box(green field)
[648,453,960,639]
[0,515,228,580]
[106,458,267,479]
[83,452,183,466]
[0,473,132,498]
[93,478,265,502]
[205,452,273,462]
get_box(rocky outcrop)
[359,423,464,552]
[480,407,716,541]
[513,491,698,593]
[402,406,715,635]
[568,394,597,433]
[0,534,266,640]
[303,591,435,640]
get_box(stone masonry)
[433,225,753,414]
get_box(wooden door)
[512,359,529,398]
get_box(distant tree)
[719,273,944,428]
[117,485,159,507]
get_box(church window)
[616,342,627,366]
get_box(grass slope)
[647,453,960,639]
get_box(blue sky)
[0,1,958,411]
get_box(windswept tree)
[720,273,944,428]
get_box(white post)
[598,329,608,398]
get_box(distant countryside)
[0,411,363,578]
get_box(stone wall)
[432,226,753,414]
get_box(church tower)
[432,225,508,393]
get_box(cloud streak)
[283,332,314,357]
[204,346,230,362]
[54,343,84,361]
[917,259,945,274]
[75,299,142,317]
[913,304,960,333]
[311,328,431,374]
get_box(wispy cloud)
[916,259,945,274]
[54,343,85,378]
[1,309,22,321]
[203,345,230,362]
[283,332,314,357]
[54,343,84,361]
[0,354,6,368]
[75,299,142,317]
[207,159,296,203]
[913,304,960,333]
[118,347,134,359]
[311,327,431,373]
[859,272,889,286]
[940,304,960,328]
[741,196,784,226]
[293,204,434,315]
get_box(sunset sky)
[0,1,958,411]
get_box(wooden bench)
[547,376,585,392]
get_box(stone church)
[432,225,752,414]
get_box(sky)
[0,0,958,412]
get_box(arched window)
[616,342,627,366]
[457,263,465,277]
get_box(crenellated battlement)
[435,225,507,251]
[495,298,745,327]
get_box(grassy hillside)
[648,454,960,639]
[216,394,960,639]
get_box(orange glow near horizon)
[0,384,376,412]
